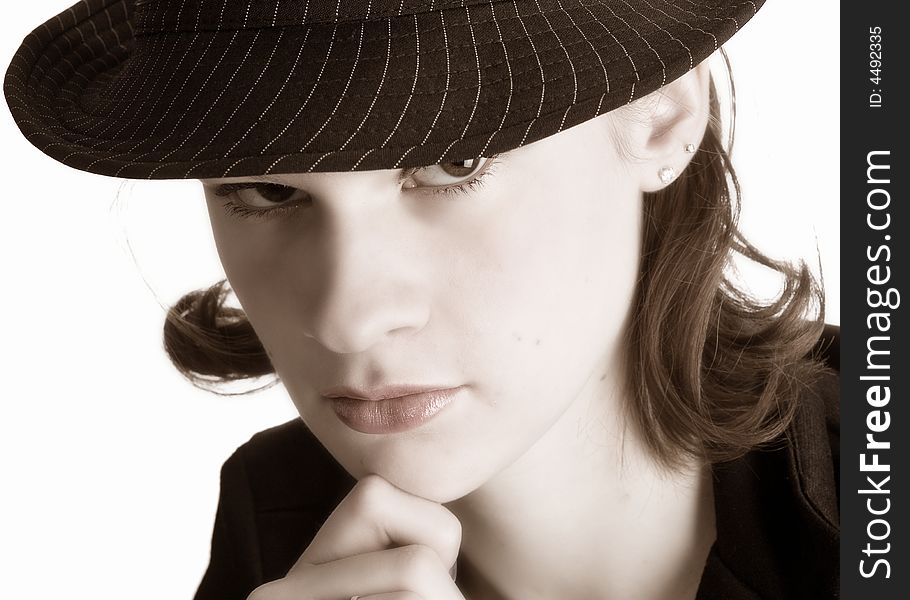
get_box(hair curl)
[163,281,273,393]
[624,62,828,468]
[164,59,829,466]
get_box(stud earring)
[684,143,696,153]
[658,166,676,185]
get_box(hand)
[247,474,465,600]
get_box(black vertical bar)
[840,2,907,598]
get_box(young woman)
[5,1,839,598]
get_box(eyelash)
[216,191,299,221]
[214,156,501,222]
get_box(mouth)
[323,385,465,434]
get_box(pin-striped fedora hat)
[5,0,763,179]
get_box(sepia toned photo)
[2,1,840,598]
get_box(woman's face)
[202,113,643,502]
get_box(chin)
[343,445,490,504]
[300,391,502,502]
[391,470,484,504]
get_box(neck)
[445,371,716,600]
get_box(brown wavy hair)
[163,57,828,468]
[620,55,828,469]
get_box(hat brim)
[5,0,762,179]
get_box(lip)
[324,385,464,434]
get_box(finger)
[254,544,463,600]
[292,474,462,572]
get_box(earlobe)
[631,61,712,193]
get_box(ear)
[618,61,711,193]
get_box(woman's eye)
[408,156,492,189]
[211,154,500,221]
[214,182,308,208]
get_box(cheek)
[451,160,642,416]
[204,198,292,351]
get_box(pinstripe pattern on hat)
[5,0,763,179]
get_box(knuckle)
[440,512,463,551]
[355,473,390,494]
[350,474,392,518]
[395,544,441,582]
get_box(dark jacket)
[194,326,840,600]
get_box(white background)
[1,2,838,597]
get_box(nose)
[299,185,431,355]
